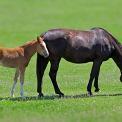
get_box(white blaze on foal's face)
[37,37,49,58]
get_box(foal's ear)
[37,36,43,42]
[37,36,40,42]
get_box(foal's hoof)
[38,93,44,98]
[95,88,100,92]
[87,91,93,96]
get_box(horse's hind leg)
[87,60,102,95]
[36,54,49,97]
[11,69,19,97]
[49,58,64,97]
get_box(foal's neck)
[22,40,38,60]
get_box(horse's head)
[120,73,122,82]
[37,36,49,58]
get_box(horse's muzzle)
[120,75,122,82]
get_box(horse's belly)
[63,57,93,63]
[63,51,94,63]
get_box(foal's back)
[0,47,25,68]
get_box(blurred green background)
[0,0,122,122]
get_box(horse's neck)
[112,44,122,72]
[23,41,37,60]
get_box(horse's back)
[41,29,67,41]
[41,28,115,62]
[41,28,95,42]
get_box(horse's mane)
[91,27,122,54]
[91,27,121,45]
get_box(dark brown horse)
[36,27,122,97]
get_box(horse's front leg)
[19,67,25,97]
[36,54,49,97]
[94,63,102,92]
[49,58,64,97]
[11,69,19,97]
[87,60,102,96]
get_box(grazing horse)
[36,27,122,97]
[0,37,49,97]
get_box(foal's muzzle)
[43,51,49,58]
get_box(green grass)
[0,0,122,122]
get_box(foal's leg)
[19,67,25,97]
[49,59,64,97]
[87,60,102,95]
[36,54,49,97]
[11,69,19,97]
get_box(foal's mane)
[20,40,37,48]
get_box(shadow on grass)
[0,93,122,101]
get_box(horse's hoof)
[95,88,100,92]
[11,94,15,98]
[21,96,26,99]
[58,93,64,98]
[38,93,44,98]
[87,91,93,96]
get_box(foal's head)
[37,36,49,58]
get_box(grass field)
[0,0,122,122]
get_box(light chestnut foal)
[0,37,49,97]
